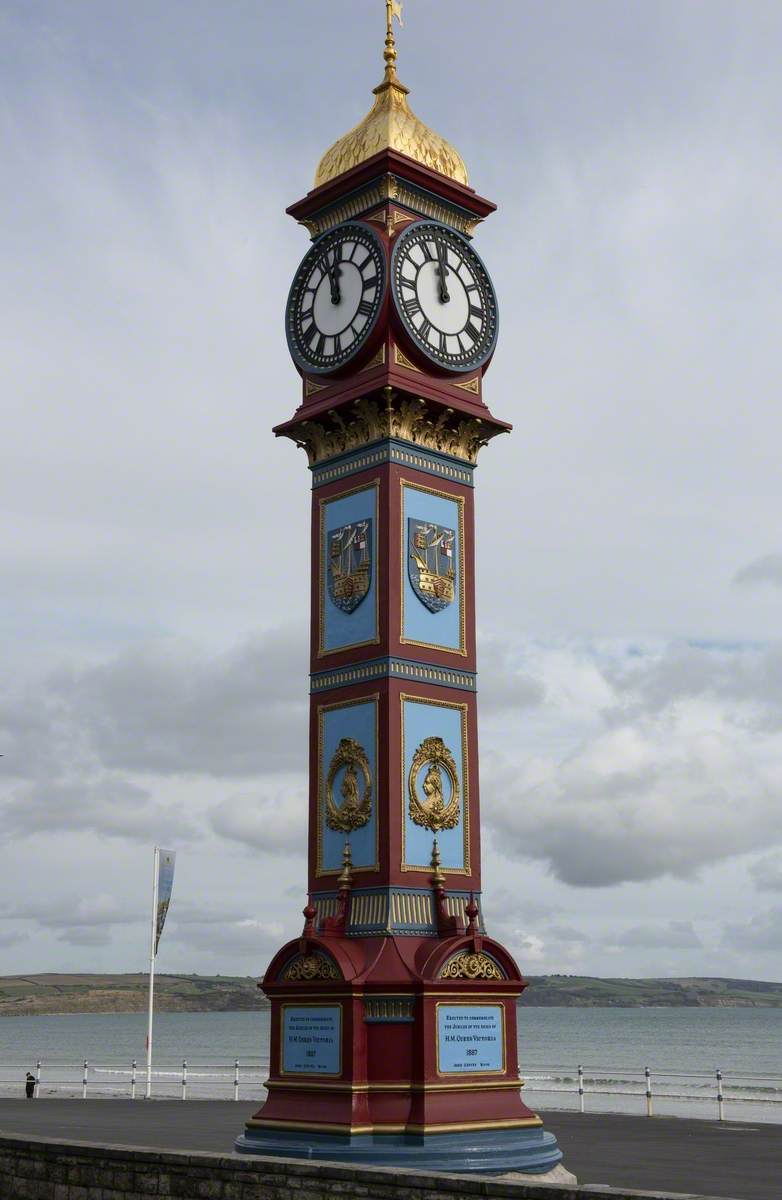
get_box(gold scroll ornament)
[440,952,504,981]
[282,953,341,982]
[408,736,460,833]
[326,737,372,833]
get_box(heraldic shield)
[408,519,456,613]
[328,519,372,613]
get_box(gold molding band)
[265,1078,523,1093]
[299,176,481,241]
[246,1117,541,1135]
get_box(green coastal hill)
[0,973,780,1017]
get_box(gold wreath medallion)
[326,737,372,833]
[408,735,460,833]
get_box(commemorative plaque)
[282,1005,342,1075]
[436,1004,504,1074]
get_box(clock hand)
[435,243,450,304]
[326,249,342,305]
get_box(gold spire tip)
[383,0,404,82]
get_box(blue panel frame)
[401,481,465,655]
[319,481,379,655]
[318,696,379,875]
[401,695,469,874]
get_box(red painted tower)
[237,6,566,1177]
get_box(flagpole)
[145,846,159,1099]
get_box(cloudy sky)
[2,0,782,983]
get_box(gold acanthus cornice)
[284,391,497,466]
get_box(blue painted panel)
[437,1005,504,1074]
[402,698,466,871]
[402,484,463,653]
[322,485,378,653]
[320,698,377,873]
[282,1006,341,1074]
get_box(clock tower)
[236,5,568,1179]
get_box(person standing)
[25,1072,35,1099]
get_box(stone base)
[501,1164,578,1186]
[235,1124,564,1176]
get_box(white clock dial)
[286,224,385,374]
[391,223,498,372]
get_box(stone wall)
[0,1132,706,1200]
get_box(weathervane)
[384,0,404,79]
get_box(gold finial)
[383,1,404,82]
[313,0,468,189]
[338,839,354,886]
[430,836,446,886]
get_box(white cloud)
[723,907,782,952]
[749,853,782,893]
[611,921,702,950]
[484,641,782,887]
[2,2,782,980]
[734,556,782,590]
[1,779,198,844]
[209,788,307,856]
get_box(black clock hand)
[326,249,342,305]
[435,242,450,303]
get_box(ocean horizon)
[0,1006,778,1124]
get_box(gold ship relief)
[328,520,372,613]
[409,521,455,612]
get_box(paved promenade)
[0,1100,777,1200]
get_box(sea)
[0,1007,779,1124]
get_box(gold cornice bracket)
[283,393,497,466]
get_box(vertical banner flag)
[154,849,176,954]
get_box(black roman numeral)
[464,321,480,345]
[439,331,448,354]
[315,333,325,357]
[469,304,484,319]
[358,300,374,316]
[419,318,432,342]
[333,334,342,355]
[420,241,435,262]
[404,296,422,319]
[304,322,319,347]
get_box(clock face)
[391,222,498,373]
[286,223,385,374]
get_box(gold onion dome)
[314,6,468,189]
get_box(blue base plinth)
[234,1124,563,1176]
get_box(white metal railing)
[2,1058,267,1100]
[522,1063,782,1121]
[5,1058,781,1122]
